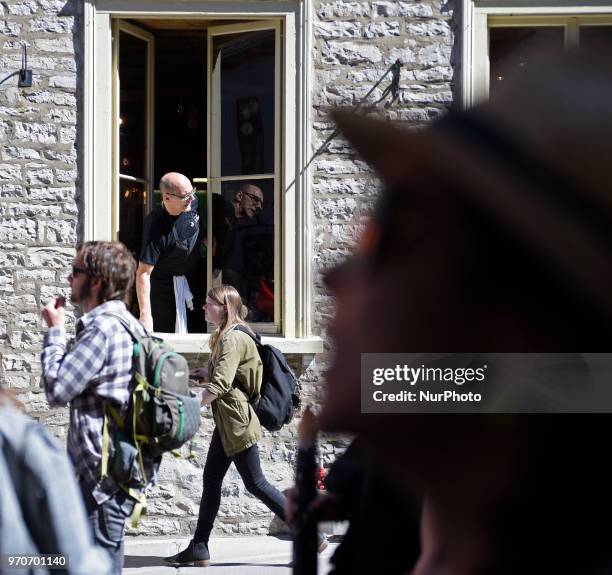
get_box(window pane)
[489,27,565,100]
[212,179,275,322]
[119,179,146,257]
[154,31,206,184]
[119,31,147,179]
[580,26,612,51]
[213,30,275,176]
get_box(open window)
[85,2,321,351]
[112,18,281,333]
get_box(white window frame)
[461,1,612,108]
[83,0,323,353]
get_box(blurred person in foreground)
[0,388,111,575]
[318,48,612,575]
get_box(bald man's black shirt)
[139,200,205,332]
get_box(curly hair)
[76,241,136,305]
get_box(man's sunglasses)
[166,189,196,200]
[242,190,263,206]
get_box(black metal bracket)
[0,43,32,88]
[307,59,402,167]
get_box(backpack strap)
[99,310,151,525]
[232,323,261,344]
[231,324,261,403]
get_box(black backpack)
[233,325,300,432]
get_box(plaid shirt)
[41,300,153,505]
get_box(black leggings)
[194,427,287,544]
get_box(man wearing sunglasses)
[41,241,154,574]
[136,172,205,333]
[232,182,264,220]
[213,182,273,320]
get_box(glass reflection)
[212,179,275,322]
[489,27,564,100]
[580,26,612,51]
[119,179,146,257]
[119,31,147,179]
[213,30,275,177]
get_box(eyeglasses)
[242,191,263,207]
[166,189,196,201]
[71,266,89,277]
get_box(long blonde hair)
[207,285,249,362]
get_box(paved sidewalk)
[123,536,339,574]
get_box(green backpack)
[100,311,201,526]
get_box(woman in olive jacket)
[165,284,289,567]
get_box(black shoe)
[164,540,210,567]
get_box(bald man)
[136,172,205,333]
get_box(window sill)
[156,333,325,354]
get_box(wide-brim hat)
[331,48,612,317]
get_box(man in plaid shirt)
[41,241,151,574]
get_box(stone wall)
[0,0,80,436]
[0,0,457,536]
[311,0,456,346]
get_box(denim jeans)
[194,427,287,543]
[82,487,135,575]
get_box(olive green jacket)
[205,328,263,457]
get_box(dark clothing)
[193,428,286,544]
[140,200,205,332]
[81,486,135,575]
[326,441,420,575]
[220,213,274,322]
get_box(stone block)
[26,166,54,186]
[314,158,370,175]
[24,90,76,107]
[54,168,77,183]
[27,247,74,268]
[317,1,371,18]
[0,251,26,267]
[28,186,75,201]
[59,125,76,144]
[0,218,37,243]
[398,1,435,17]
[2,147,41,160]
[29,16,74,34]
[0,163,21,181]
[34,37,74,55]
[406,20,452,36]
[7,1,38,15]
[314,197,359,222]
[49,75,76,90]
[45,218,77,244]
[13,122,56,144]
[0,184,25,198]
[1,20,22,36]
[314,21,362,39]
[321,41,382,65]
[364,21,401,38]
[2,352,39,372]
[47,108,77,123]
[2,202,62,218]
